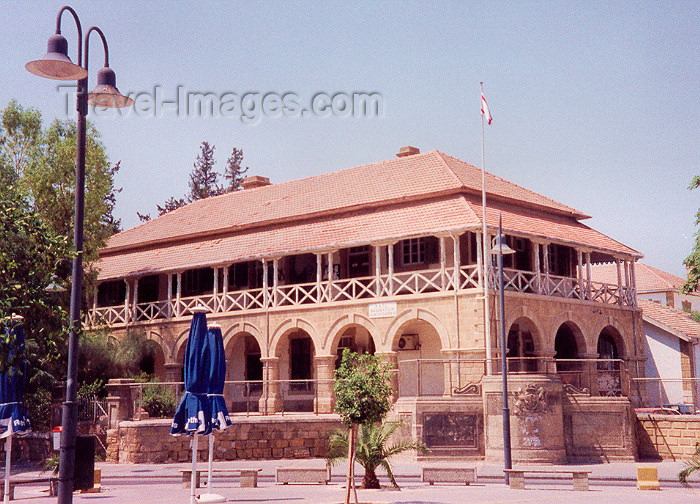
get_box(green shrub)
[141,383,177,418]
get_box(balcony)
[87,264,635,327]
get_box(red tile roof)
[640,299,700,341]
[103,150,587,253]
[97,150,640,280]
[592,263,685,292]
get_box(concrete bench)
[276,467,330,485]
[422,466,476,485]
[504,469,591,491]
[179,468,262,488]
[0,477,58,501]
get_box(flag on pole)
[481,89,492,125]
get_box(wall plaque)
[423,413,477,448]
[368,302,397,319]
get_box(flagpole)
[481,82,493,376]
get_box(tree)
[138,142,250,220]
[679,442,700,486]
[327,421,426,489]
[333,349,393,503]
[683,176,700,293]
[222,147,249,192]
[188,141,219,202]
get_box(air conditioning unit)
[397,334,419,351]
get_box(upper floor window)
[402,238,426,265]
[97,280,126,307]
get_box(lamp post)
[490,212,515,482]
[26,6,132,503]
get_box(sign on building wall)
[368,302,397,319]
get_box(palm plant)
[679,442,700,486]
[327,421,427,489]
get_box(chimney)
[396,146,420,157]
[241,175,271,190]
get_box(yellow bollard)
[636,466,660,490]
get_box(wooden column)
[452,233,461,290]
[534,242,542,294]
[585,252,592,299]
[222,266,229,312]
[262,259,269,308]
[124,280,131,322]
[374,245,382,296]
[616,259,623,305]
[132,278,139,320]
[175,272,182,317]
[630,260,637,306]
[213,267,219,312]
[388,243,395,296]
[543,243,550,295]
[476,231,483,288]
[315,253,323,302]
[624,260,631,306]
[576,250,584,299]
[439,235,447,290]
[327,251,334,302]
[272,258,279,307]
[167,273,173,318]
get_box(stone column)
[482,374,566,464]
[259,357,282,414]
[376,351,399,402]
[313,355,337,413]
[164,363,182,383]
[105,379,136,429]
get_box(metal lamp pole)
[491,212,515,483]
[26,6,131,503]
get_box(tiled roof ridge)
[436,151,591,220]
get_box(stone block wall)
[636,413,700,460]
[107,415,344,464]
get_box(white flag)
[481,91,492,125]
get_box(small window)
[402,238,426,265]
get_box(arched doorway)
[276,330,316,412]
[392,320,443,397]
[597,326,624,396]
[506,318,538,372]
[140,339,166,380]
[554,322,584,387]
[225,333,263,412]
[334,325,376,368]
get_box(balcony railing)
[87,264,634,326]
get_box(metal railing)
[396,357,628,398]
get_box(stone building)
[93,146,645,462]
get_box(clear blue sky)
[2,1,698,277]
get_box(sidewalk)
[7,458,700,503]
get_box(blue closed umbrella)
[0,316,31,504]
[170,309,212,504]
[201,325,231,500]
[170,309,212,436]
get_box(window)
[290,337,312,391]
[402,238,426,265]
[97,280,126,307]
[348,246,370,278]
[139,275,160,303]
[228,262,250,290]
[179,268,214,297]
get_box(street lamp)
[26,6,132,504]
[490,212,515,482]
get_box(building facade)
[93,147,645,462]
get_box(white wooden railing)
[86,263,634,327]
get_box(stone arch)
[596,325,625,360]
[270,317,319,358]
[140,339,166,379]
[172,327,191,364]
[223,328,263,413]
[222,321,265,356]
[383,308,450,350]
[323,313,380,354]
[553,321,586,376]
[506,316,541,372]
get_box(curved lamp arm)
[55,5,83,67]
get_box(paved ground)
[6,458,700,503]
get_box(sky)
[1,1,698,277]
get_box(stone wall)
[107,414,344,464]
[636,413,700,460]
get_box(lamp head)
[45,275,67,293]
[490,234,516,255]
[25,34,88,81]
[87,66,133,108]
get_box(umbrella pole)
[191,433,198,504]
[207,433,214,490]
[4,435,11,504]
